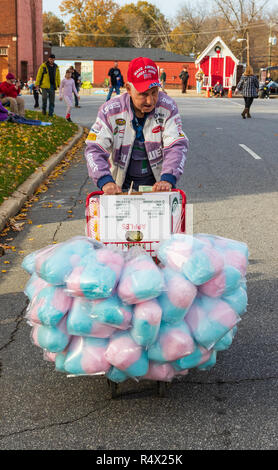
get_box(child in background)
[59,69,79,122]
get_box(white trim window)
[0,48,8,56]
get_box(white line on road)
[239,144,262,160]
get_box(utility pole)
[246,30,250,66]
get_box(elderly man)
[85,57,188,194]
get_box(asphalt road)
[0,94,277,450]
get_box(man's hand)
[152,181,172,192]
[102,182,122,195]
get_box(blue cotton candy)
[197,350,217,370]
[214,327,237,351]
[34,317,71,353]
[37,237,96,286]
[90,295,132,329]
[222,287,248,316]
[147,321,194,363]
[125,351,149,378]
[64,336,110,375]
[22,251,37,274]
[106,366,128,383]
[172,343,211,370]
[182,250,216,285]
[55,351,67,372]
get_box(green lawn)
[0,110,78,204]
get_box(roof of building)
[195,36,239,65]
[52,46,195,63]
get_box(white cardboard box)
[99,192,182,242]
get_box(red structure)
[52,47,196,89]
[195,36,239,89]
[0,0,43,82]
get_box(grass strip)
[0,110,78,204]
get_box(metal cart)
[85,189,187,397]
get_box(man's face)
[48,57,55,65]
[114,62,118,68]
[126,85,159,115]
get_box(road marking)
[239,144,262,160]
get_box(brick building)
[52,47,196,89]
[0,0,43,82]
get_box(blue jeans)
[42,85,56,116]
[196,81,202,93]
[106,85,120,101]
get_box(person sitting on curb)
[0,73,25,117]
[85,56,189,195]
[213,81,224,97]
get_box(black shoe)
[66,116,72,122]
[75,105,81,108]
[34,105,39,108]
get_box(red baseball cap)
[127,57,161,93]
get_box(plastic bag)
[31,314,71,353]
[63,336,110,376]
[199,265,242,298]
[147,321,195,362]
[105,330,149,377]
[26,285,72,327]
[66,247,124,299]
[172,342,212,371]
[130,299,162,347]
[24,272,49,301]
[157,267,197,324]
[67,297,123,337]
[34,237,98,286]
[117,248,164,304]
[185,295,240,350]
[157,234,224,285]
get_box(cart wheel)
[157,381,167,397]
[107,379,118,398]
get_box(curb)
[0,124,84,233]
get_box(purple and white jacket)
[85,91,189,189]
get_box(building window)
[0,48,8,56]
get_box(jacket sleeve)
[56,67,61,88]
[35,65,43,87]
[160,109,189,186]
[236,76,244,90]
[84,111,115,189]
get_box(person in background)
[195,68,204,94]
[27,77,35,94]
[106,61,122,101]
[235,65,259,119]
[0,73,25,116]
[85,56,189,195]
[179,66,189,94]
[160,68,166,92]
[59,68,79,122]
[69,65,81,108]
[213,81,224,97]
[35,54,60,116]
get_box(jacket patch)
[152,125,164,133]
[115,118,126,126]
[87,132,97,141]
[113,127,118,135]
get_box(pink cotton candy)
[69,254,82,267]
[31,325,39,346]
[224,250,247,276]
[203,246,224,274]
[119,308,133,330]
[167,277,197,309]
[143,362,176,382]
[66,266,84,297]
[27,297,46,324]
[90,322,117,338]
[35,246,56,273]
[208,300,239,328]
[199,271,226,298]
[96,249,124,279]
[44,351,57,362]
[52,288,73,312]
[105,335,142,370]
[117,276,139,304]
[160,329,195,361]
[166,241,192,270]
[81,345,110,374]
[185,301,207,332]
[134,300,162,326]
